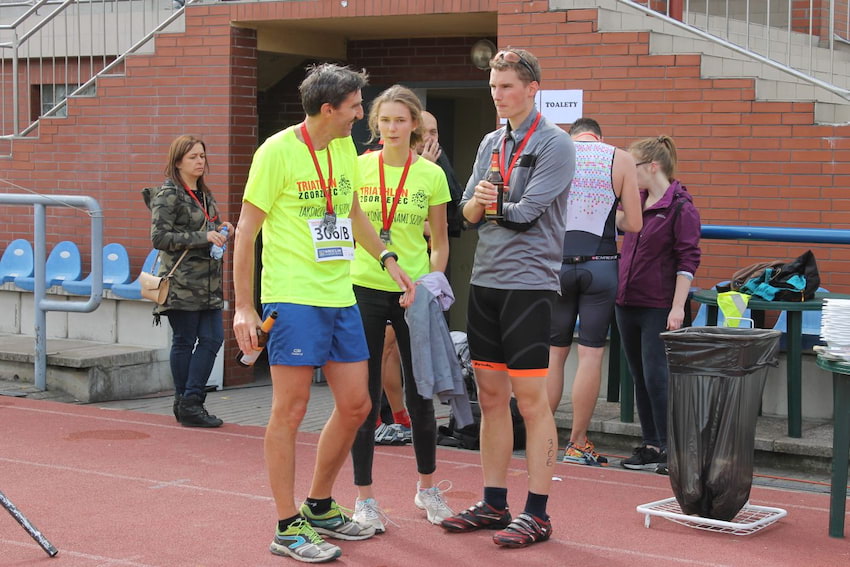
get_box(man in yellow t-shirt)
[232,63,414,564]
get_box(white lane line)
[0,457,273,502]
[6,404,266,440]
[0,539,157,566]
[548,538,734,566]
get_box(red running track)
[1,396,848,566]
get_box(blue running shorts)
[263,303,369,367]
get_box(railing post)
[33,204,47,390]
[0,193,103,392]
[11,33,19,136]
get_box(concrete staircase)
[0,283,174,402]
[0,0,187,141]
[553,0,850,124]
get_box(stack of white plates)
[819,298,850,361]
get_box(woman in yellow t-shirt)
[349,85,451,532]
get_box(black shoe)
[199,392,221,422]
[440,501,511,533]
[172,394,181,421]
[492,513,552,548]
[178,394,223,428]
[621,445,666,470]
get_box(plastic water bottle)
[210,226,228,260]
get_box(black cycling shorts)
[466,285,555,377]
[550,259,618,348]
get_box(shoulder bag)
[717,260,786,293]
[139,249,189,305]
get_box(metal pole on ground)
[0,489,59,557]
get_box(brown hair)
[367,84,424,149]
[629,135,678,181]
[164,134,210,193]
[489,47,541,85]
[300,63,369,116]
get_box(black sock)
[277,513,301,532]
[524,491,549,520]
[483,486,508,511]
[304,496,333,516]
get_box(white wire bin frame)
[637,497,787,536]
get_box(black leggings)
[351,285,437,486]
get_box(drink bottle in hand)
[210,226,229,260]
[484,148,504,221]
[237,310,278,366]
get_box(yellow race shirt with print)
[243,127,360,307]
[351,151,450,291]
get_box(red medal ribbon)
[300,123,335,215]
[180,182,217,223]
[500,112,542,184]
[378,150,413,233]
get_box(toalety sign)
[535,90,583,125]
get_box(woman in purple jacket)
[615,135,701,472]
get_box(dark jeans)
[351,285,437,486]
[615,305,669,450]
[166,309,224,398]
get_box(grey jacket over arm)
[405,272,473,428]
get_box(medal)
[322,212,337,232]
[379,150,412,246]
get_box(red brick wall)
[347,37,495,84]
[790,0,850,41]
[838,1,850,40]
[499,3,850,294]
[792,0,828,37]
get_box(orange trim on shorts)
[472,360,509,372]
[507,368,548,378]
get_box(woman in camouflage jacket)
[145,135,233,428]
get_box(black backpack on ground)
[437,332,526,451]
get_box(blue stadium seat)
[773,287,828,351]
[110,249,160,300]
[0,239,34,283]
[14,240,82,291]
[62,243,131,296]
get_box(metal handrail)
[0,193,103,391]
[0,0,187,141]
[702,224,850,244]
[25,2,190,134]
[617,0,850,101]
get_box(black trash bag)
[661,327,780,521]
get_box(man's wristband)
[379,249,399,270]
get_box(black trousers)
[350,285,437,486]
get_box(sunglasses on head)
[494,50,539,83]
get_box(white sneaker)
[374,423,397,445]
[414,481,455,525]
[353,498,386,534]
